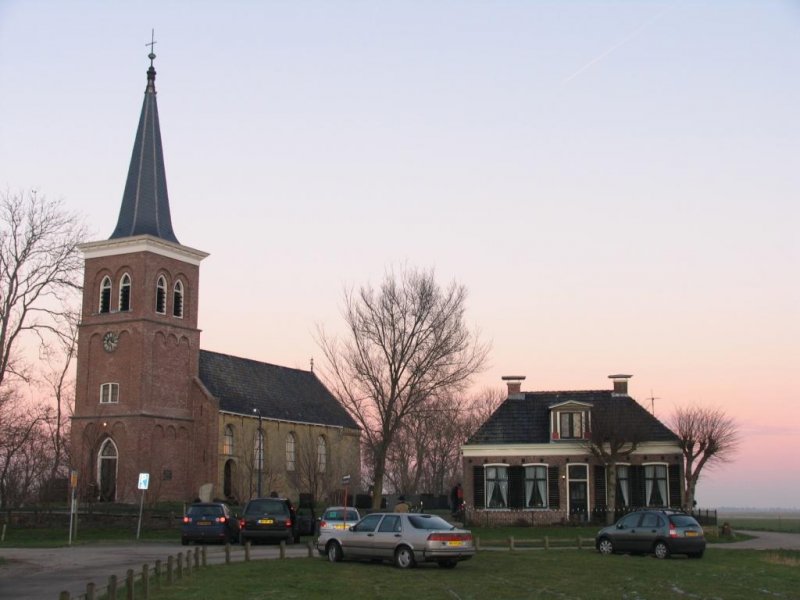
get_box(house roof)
[466,390,677,445]
[110,52,179,244]
[198,350,359,430]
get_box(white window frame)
[223,425,235,456]
[558,411,585,439]
[119,273,132,312]
[173,280,184,318]
[484,463,509,509]
[99,276,112,313]
[317,435,327,473]
[616,463,631,507]
[286,432,296,472]
[156,275,167,314]
[100,382,119,404]
[567,463,590,514]
[644,463,669,507]
[522,463,548,509]
[97,437,119,499]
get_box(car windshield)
[188,505,223,517]
[669,515,700,527]
[324,509,359,521]
[245,499,289,516]
[407,515,454,530]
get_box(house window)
[644,464,668,506]
[317,435,327,473]
[524,465,548,508]
[100,383,119,404]
[156,276,167,314]
[99,276,112,313]
[286,433,296,472]
[617,465,630,507]
[485,465,509,509]
[173,280,184,318]
[559,412,584,439]
[119,273,131,312]
[223,425,234,455]
[254,429,264,472]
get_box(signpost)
[68,470,78,546]
[341,474,351,511]
[136,473,150,540]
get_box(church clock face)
[103,331,119,352]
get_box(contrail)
[561,6,672,85]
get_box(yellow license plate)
[197,520,211,525]
[258,519,274,525]
[334,524,346,530]
[446,541,463,547]
[685,531,697,537]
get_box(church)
[70,51,361,505]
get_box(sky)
[1,1,798,509]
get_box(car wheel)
[394,546,416,569]
[327,541,343,563]
[438,560,457,569]
[654,541,670,559]
[688,551,704,559]
[597,538,614,556]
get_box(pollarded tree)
[318,266,488,508]
[670,406,740,510]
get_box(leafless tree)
[0,189,86,390]
[287,429,345,504]
[318,267,488,508]
[585,400,645,524]
[670,405,740,510]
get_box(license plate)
[685,531,697,537]
[258,519,274,525]
[446,541,463,547]
[334,524,346,530]
[197,520,211,526]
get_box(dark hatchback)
[239,497,298,544]
[595,509,706,559]
[181,502,240,545]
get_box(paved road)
[714,530,800,550]
[0,541,316,600]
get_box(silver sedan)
[317,512,475,569]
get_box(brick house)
[71,53,359,504]
[461,375,682,525]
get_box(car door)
[613,513,642,552]
[634,513,662,552]
[372,515,403,559]
[343,514,383,558]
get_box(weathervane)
[146,29,157,66]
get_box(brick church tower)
[71,51,218,503]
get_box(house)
[461,375,682,525]
[70,51,360,504]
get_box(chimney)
[502,375,526,398]
[609,374,633,396]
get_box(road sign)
[70,470,78,489]
[341,474,351,485]
[138,472,150,490]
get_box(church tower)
[72,49,217,503]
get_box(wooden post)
[475,536,481,551]
[307,540,314,557]
[279,540,286,559]
[176,552,183,580]
[142,564,149,600]
[202,545,207,567]
[126,569,134,600]
[107,574,117,600]
[154,560,161,590]
[194,546,200,568]
[243,541,249,562]
[509,536,515,551]
[544,536,550,550]
[185,551,192,577]
[577,536,582,550]
[166,555,174,585]
[86,582,96,600]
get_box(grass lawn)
[137,548,800,600]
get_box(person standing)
[394,495,410,513]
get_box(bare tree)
[585,400,644,524]
[0,189,85,389]
[670,406,740,510]
[288,429,345,504]
[318,267,488,508]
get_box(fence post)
[509,536,515,551]
[154,560,161,590]
[194,546,200,569]
[176,552,183,580]
[544,536,549,550]
[142,564,149,600]
[279,540,286,559]
[475,536,481,551]
[243,541,249,562]
[86,581,96,600]
[107,574,117,600]
[126,569,134,600]
[185,551,192,577]
[202,545,207,567]
[166,555,174,586]
[576,536,582,550]
[307,540,314,557]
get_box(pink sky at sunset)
[1,1,797,508]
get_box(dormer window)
[173,280,184,318]
[119,273,131,312]
[549,401,592,440]
[99,276,112,313]
[559,412,584,439]
[156,276,167,314]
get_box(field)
[135,548,800,600]
[720,514,800,534]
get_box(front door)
[567,464,589,519]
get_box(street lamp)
[253,407,263,497]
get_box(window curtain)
[499,468,508,507]
[536,477,546,507]
[618,466,629,506]
[644,465,654,505]
[656,465,667,505]
[525,479,534,507]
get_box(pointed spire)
[110,33,179,244]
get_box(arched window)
[99,276,112,313]
[119,273,131,312]
[317,435,327,473]
[173,280,184,318]
[97,438,118,502]
[254,429,264,472]
[155,276,167,314]
[285,433,296,472]
[223,425,235,455]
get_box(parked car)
[595,509,706,559]
[317,512,475,569]
[239,497,298,544]
[295,505,317,537]
[181,502,240,545]
[318,506,361,536]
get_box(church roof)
[199,350,359,430]
[466,390,677,445]
[110,51,179,243]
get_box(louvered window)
[119,273,131,312]
[99,277,112,313]
[173,280,184,318]
[156,276,167,314]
